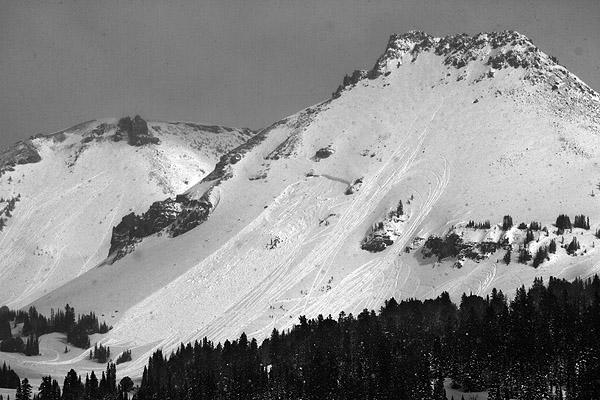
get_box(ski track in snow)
[0,172,114,306]
[114,96,449,351]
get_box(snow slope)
[0,118,253,308]
[14,31,600,379]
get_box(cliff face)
[114,115,160,146]
[108,193,213,262]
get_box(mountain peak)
[334,30,600,102]
[377,30,545,71]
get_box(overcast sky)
[1,0,598,149]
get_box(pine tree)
[556,214,572,230]
[38,376,54,400]
[524,229,535,245]
[549,239,557,254]
[573,214,590,229]
[503,248,511,265]
[567,237,580,255]
[518,248,532,264]
[396,200,403,216]
[19,379,31,400]
[533,247,548,268]
[502,215,513,230]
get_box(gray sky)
[1,0,599,149]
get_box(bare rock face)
[113,115,159,146]
[334,30,566,98]
[0,140,42,173]
[108,193,213,262]
[109,198,183,261]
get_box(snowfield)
[2,31,600,381]
[0,119,252,309]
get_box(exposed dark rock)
[109,198,183,261]
[361,236,390,252]
[345,177,364,195]
[109,105,327,261]
[0,140,42,173]
[170,195,213,238]
[312,145,335,161]
[333,30,562,98]
[115,115,160,146]
[108,192,215,261]
[172,122,254,137]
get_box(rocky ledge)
[113,115,159,146]
[108,192,214,262]
[333,30,562,98]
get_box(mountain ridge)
[2,30,600,381]
[0,117,254,309]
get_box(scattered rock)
[313,145,335,161]
[345,177,364,195]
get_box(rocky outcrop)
[109,198,182,261]
[361,201,407,252]
[345,177,364,195]
[0,140,42,173]
[172,122,254,137]
[113,115,159,146]
[312,145,335,161]
[108,192,215,262]
[170,195,212,238]
[108,101,329,262]
[81,123,111,143]
[333,30,564,98]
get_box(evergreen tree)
[396,200,403,216]
[533,246,548,268]
[38,376,54,400]
[567,237,580,255]
[556,214,572,230]
[573,214,590,229]
[524,229,535,245]
[17,379,31,400]
[518,248,532,264]
[0,320,10,341]
[502,215,513,230]
[549,239,557,254]
[503,248,511,265]
[62,370,82,400]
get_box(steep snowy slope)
[0,117,253,308]
[25,31,600,378]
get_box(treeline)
[0,304,111,355]
[90,343,111,363]
[126,275,600,400]
[4,363,131,400]
[6,276,600,399]
[0,194,20,231]
[0,362,19,389]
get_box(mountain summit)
[2,31,600,379]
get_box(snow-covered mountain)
[0,117,253,308]
[4,30,600,380]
